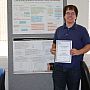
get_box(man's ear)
[75,17,77,21]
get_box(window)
[0,0,8,56]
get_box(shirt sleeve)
[53,28,58,44]
[81,27,90,46]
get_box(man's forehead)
[66,9,75,12]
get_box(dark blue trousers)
[52,65,81,90]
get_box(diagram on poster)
[12,0,63,34]
[13,39,54,74]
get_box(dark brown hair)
[63,5,78,17]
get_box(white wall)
[67,0,89,29]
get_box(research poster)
[13,39,54,74]
[12,0,63,34]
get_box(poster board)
[8,0,67,90]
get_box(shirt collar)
[63,22,77,30]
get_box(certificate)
[55,40,72,63]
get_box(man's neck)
[66,22,75,28]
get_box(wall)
[67,0,89,29]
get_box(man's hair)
[63,5,78,17]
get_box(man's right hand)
[50,43,56,55]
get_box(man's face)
[64,9,77,24]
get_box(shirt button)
[65,34,68,36]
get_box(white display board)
[12,0,63,34]
[13,39,54,74]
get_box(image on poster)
[12,0,63,34]
[13,39,54,74]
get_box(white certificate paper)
[56,40,72,63]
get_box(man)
[50,5,90,90]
